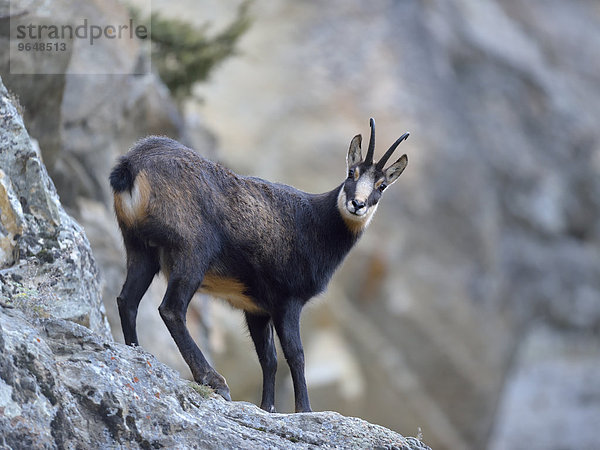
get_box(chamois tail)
[109,157,134,193]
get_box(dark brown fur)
[110,122,409,413]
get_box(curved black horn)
[365,118,376,164]
[376,132,410,170]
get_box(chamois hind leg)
[245,312,278,412]
[158,257,231,401]
[272,300,312,413]
[117,245,159,346]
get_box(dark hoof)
[201,371,231,401]
[216,386,232,401]
[261,404,276,413]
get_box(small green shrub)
[189,381,214,398]
[149,2,252,101]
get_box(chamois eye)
[378,183,387,192]
[348,169,354,179]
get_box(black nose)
[351,199,365,210]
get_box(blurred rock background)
[2,0,599,449]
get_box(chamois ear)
[347,134,363,169]
[384,154,408,185]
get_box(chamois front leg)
[245,312,278,412]
[158,262,231,401]
[272,300,312,413]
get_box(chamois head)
[337,118,409,232]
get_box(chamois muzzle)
[348,198,367,216]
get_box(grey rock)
[0,76,111,339]
[0,169,25,268]
[60,71,184,206]
[0,304,429,450]
[0,0,193,372]
[0,0,184,208]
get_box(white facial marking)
[353,170,374,205]
[344,169,375,217]
[337,185,378,233]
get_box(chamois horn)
[376,132,410,170]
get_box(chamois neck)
[310,185,363,244]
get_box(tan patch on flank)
[113,171,151,227]
[199,273,263,313]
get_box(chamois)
[110,119,409,413]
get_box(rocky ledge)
[0,305,428,449]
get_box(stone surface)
[0,77,111,339]
[0,0,211,378]
[0,304,429,450]
[0,0,185,208]
[0,169,24,268]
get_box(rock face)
[0,305,428,450]
[0,0,183,208]
[0,0,214,378]
[0,78,110,339]
[0,77,428,450]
